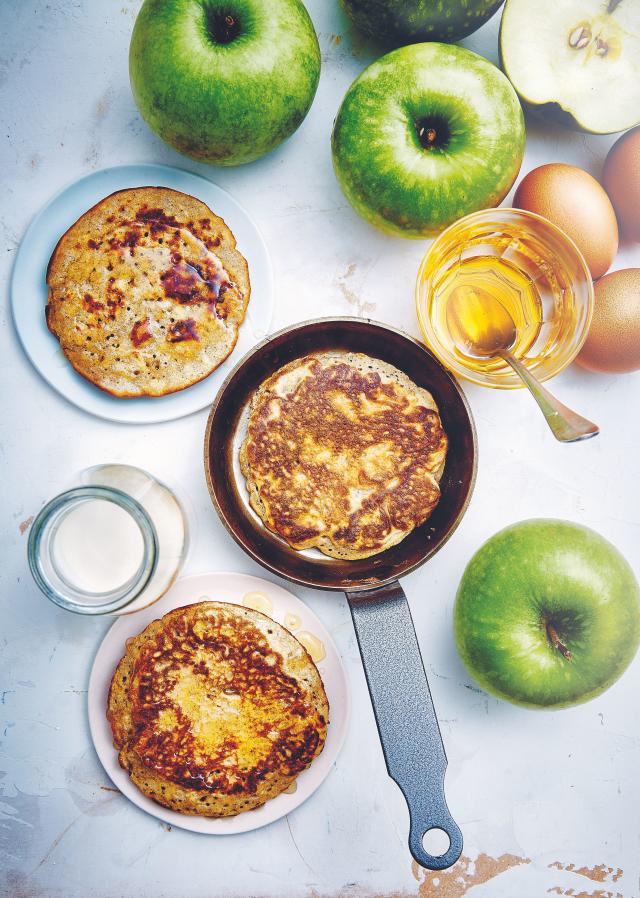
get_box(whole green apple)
[331,43,525,237]
[341,0,505,48]
[454,520,640,709]
[129,0,321,166]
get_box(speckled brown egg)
[603,127,640,243]
[576,269,640,373]
[513,164,618,279]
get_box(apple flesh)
[341,0,505,47]
[129,0,321,166]
[331,43,525,237]
[454,520,640,709]
[500,0,640,134]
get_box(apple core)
[500,0,640,133]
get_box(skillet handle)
[348,580,463,870]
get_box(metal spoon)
[446,286,599,442]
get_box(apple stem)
[546,622,573,661]
[208,11,240,44]
[415,116,450,151]
[607,0,623,11]
[418,126,438,148]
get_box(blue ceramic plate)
[11,163,273,423]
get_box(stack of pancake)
[107,601,328,816]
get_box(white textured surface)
[1,2,639,897]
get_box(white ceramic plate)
[88,572,349,834]
[11,164,273,424]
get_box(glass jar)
[416,208,594,389]
[28,464,188,615]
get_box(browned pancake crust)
[46,187,250,397]
[107,602,329,816]
[240,352,448,559]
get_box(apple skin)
[331,43,525,238]
[130,0,320,166]
[454,520,640,709]
[341,0,505,48]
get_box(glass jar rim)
[28,485,158,615]
[422,207,594,270]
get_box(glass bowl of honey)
[415,209,594,388]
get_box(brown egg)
[603,127,640,242]
[576,269,640,373]
[513,163,618,279]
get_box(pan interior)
[205,319,477,592]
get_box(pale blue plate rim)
[10,162,274,424]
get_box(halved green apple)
[500,0,640,134]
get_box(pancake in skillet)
[46,187,250,397]
[240,351,448,560]
[107,601,328,816]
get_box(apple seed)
[568,25,591,49]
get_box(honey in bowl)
[416,209,594,389]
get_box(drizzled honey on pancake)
[107,602,328,816]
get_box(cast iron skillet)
[204,318,477,870]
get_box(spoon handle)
[500,351,599,443]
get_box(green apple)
[500,0,640,134]
[129,0,321,166]
[454,520,640,709]
[331,43,525,238]
[341,0,505,48]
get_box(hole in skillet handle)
[423,827,451,857]
[409,811,462,870]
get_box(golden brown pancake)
[46,187,250,397]
[240,351,448,560]
[107,601,328,817]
